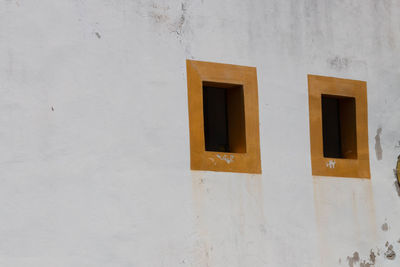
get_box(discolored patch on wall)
[144,1,192,56]
[381,222,389,231]
[170,2,188,37]
[5,0,19,7]
[148,3,170,24]
[148,12,169,24]
[374,128,383,160]
[328,56,350,71]
[191,172,212,267]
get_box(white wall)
[0,0,399,266]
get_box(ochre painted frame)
[308,75,370,178]
[186,60,261,173]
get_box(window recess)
[321,95,357,159]
[202,82,246,153]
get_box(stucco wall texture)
[0,0,399,266]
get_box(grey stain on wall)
[172,2,188,36]
[381,222,389,231]
[95,32,101,39]
[145,2,174,27]
[328,56,350,71]
[375,128,383,160]
[148,3,170,24]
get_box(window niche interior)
[321,95,357,159]
[202,82,246,153]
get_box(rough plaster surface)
[0,0,400,266]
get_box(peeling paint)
[344,245,399,267]
[326,160,336,168]
[208,157,216,165]
[359,261,372,267]
[384,243,396,260]
[369,250,376,264]
[347,251,359,267]
[216,154,234,164]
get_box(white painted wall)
[0,0,399,266]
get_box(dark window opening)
[202,82,246,153]
[321,95,357,159]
